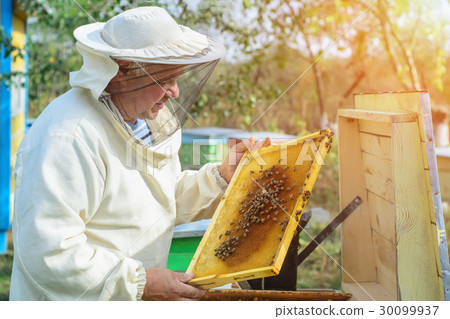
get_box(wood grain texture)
[364,172,395,203]
[342,92,447,300]
[360,133,392,160]
[338,116,377,283]
[354,92,427,143]
[393,122,441,300]
[342,282,396,301]
[367,191,396,244]
[372,230,398,299]
[362,152,393,180]
[354,91,427,114]
[202,289,352,301]
[359,119,392,137]
[338,109,417,123]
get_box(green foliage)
[22,0,154,116]
[298,223,342,289]
[0,26,25,86]
[0,252,13,301]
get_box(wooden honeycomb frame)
[187,130,333,289]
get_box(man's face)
[107,61,184,123]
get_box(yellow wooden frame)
[187,130,332,289]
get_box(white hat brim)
[74,22,225,65]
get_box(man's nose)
[165,81,179,99]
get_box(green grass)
[296,222,342,290]
[0,251,13,301]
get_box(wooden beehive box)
[187,130,333,289]
[338,91,450,301]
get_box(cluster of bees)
[319,129,334,153]
[214,163,312,261]
[214,130,333,262]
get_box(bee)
[219,234,222,239]
[260,165,263,169]
[293,167,296,172]
[289,194,294,200]
[225,230,231,235]
[278,234,282,240]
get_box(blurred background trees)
[20,0,450,134]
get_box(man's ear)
[116,60,134,75]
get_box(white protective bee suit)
[9,40,228,300]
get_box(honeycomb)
[187,129,333,289]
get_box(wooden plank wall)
[393,122,441,300]
[359,121,398,299]
[345,92,445,300]
[339,116,377,287]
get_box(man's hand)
[218,136,273,183]
[142,268,207,301]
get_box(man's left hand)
[218,136,273,183]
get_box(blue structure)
[0,0,13,253]
[0,0,27,253]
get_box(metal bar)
[419,94,450,301]
[297,196,362,266]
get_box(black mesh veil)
[99,58,219,147]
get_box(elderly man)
[10,6,270,301]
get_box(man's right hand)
[141,268,207,301]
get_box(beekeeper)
[10,6,270,301]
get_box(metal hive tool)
[187,129,334,289]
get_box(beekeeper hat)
[73,6,225,64]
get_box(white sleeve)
[12,134,146,300]
[174,162,228,225]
